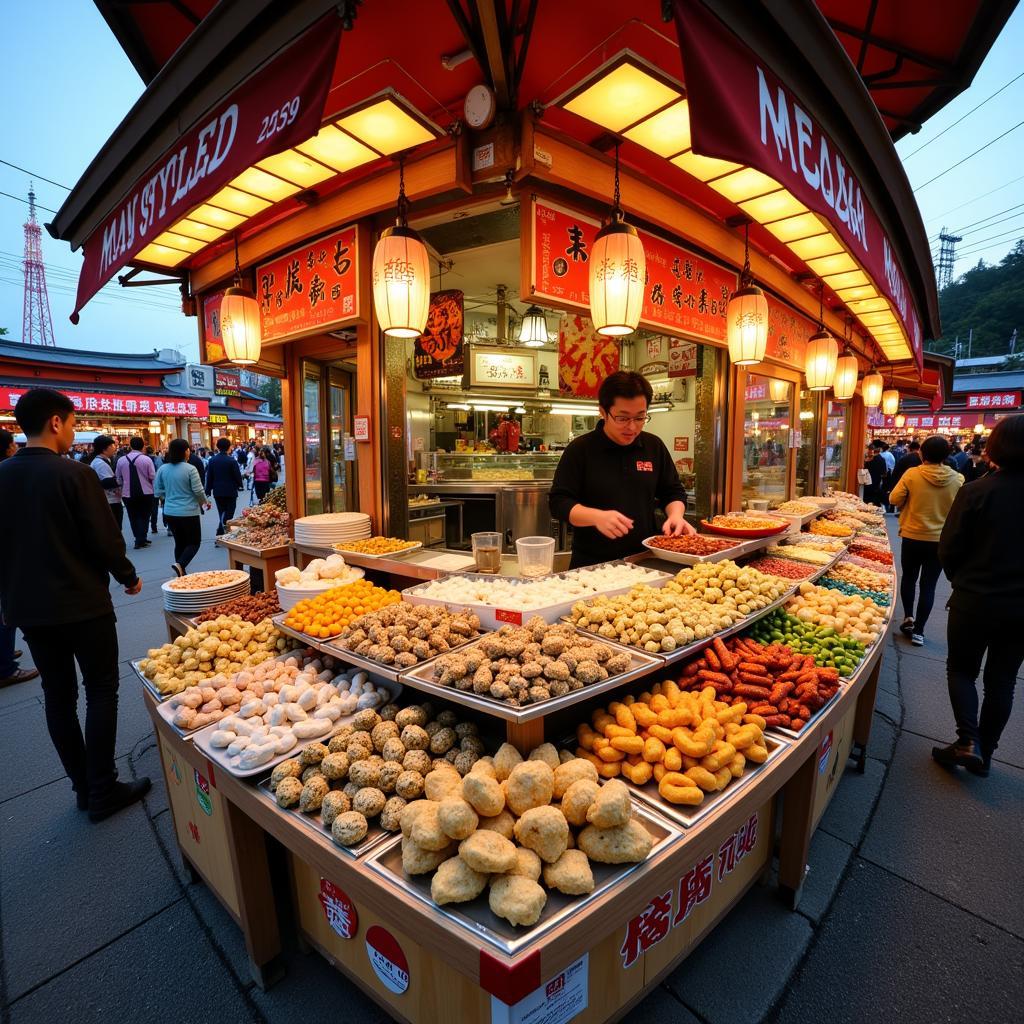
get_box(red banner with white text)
[1,387,208,418]
[673,0,922,371]
[70,15,343,323]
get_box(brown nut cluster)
[194,590,282,624]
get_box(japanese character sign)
[414,290,465,380]
[318,879,358,940]
[558,312,621,398]
[258,225,359,343]
[531,199,735,344]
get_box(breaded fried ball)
[488,875,547,927]
[458,830,517,873]
[379,795,406,832]
[586,778,632,828]
[462,772,505,817]
[476,809,516,840]
[528,743,560,771]
[552,758,599,799]
[560,779,600,827]
[505,760,554,816]
[493,742,523,781]
[320,790,351,827]
[437,796,479,840]
[331,811,368,847]
[431,856,488,906]
[542,849,594,895]
[424,766,463,802]
[577,820,654,864]
[275,776,302,808]
[507,846,542,881]
[513,805,569,863]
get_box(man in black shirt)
[549,371,694,568]
[0,388,150,822]
[205,436,245,534]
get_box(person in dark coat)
[935,414,1024,776]
[0,388,150,820]
[863,440,888,506]
[889,440,922,490]
[205,437,245,535]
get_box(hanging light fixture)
[805,285,838,391]
[880,370,900,416]
[589,142,645,336]
[372,157,430,338]
[862,368,884,408]
[768,378,789,403]
[220,234,262,366]
[832,319,858,401]
[726,222,769,365]
[518,305,549,347]
[895,412,906,429]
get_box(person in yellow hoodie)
[888,436,963,646]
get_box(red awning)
[815,0,1018,139]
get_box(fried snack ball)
[403,749,433,775]
[395,770,425,800]
[470,756,497,779]
[395,706,428,730]
[401,724,430,751]
[353,708,381,733]
[560,779,600,827]
[458,830,518,873]
[331,811,368,847]
[438,796,479,840]
[379,702,401,722]
[430,727,458,755]
[270,759,302,791]
[320,751,350,781]
[431,855,489,906]
[382,737,407,763]
[578,820,654,864]
[505,760,554,816]
[493,742,524,781]
[586,779,632,828]
[371,720,400,751]
[378,761,403,794]
[542,849,595,895]
[275,776,303,808]
[353,787,387,818]
[552,758,599,799]
[462,772,505,817]
[299,742,329,768]
[489,875,547,927]
[424,766,463,802]
[348,759,382,788]
[508,846,542,881]
[528,743,560,771]
[301,766,325,785]
[410,801,450,851]
[380,795,407,832]
[328,726,355,753]
[299,775,330,813]
[514,805,569,863]
[399,799,428,837]
[476,809,516,840]
[401,836,453,875]
[320,789,351,827]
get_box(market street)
[1,521,1021,1024]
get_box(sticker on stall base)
[193,770,213,816]
[490,954,588,1024]
[319,879,358,940]
[819,730,834,774]
[366,925,409,995]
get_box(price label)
[494,608,523,626]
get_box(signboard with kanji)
[413,290,464,379]
[201,290,228,364]
[966,391,1020,410]
[557,312,621,398]
[466,348,537,389]
[214,368,241,397]
[764,294,815,370]
[668,337,698,378]
[257,224,359,343]
[1,388,208,418]
[529,198,736,344]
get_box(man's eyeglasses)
[609,414,651,426]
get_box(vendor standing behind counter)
[549,371,695,568]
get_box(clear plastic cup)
[516,536,555,578]
[472,532,502,574]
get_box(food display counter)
[137,495,890,1022]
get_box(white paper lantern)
[372,225,430,338]
[832,353,859,400]
[881,388,900,416]
[861,371,884,408]
[805,329,839,391]
[768,378,790,403]
[589,217,645,336]
[895,412,906,429]
[518,305,549,347]
[726,283,769,365]
[221,285,262,365]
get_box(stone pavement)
[1,514,1022,1024]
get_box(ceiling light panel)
[739,188,807,223]
[207,186,272,217]
[337,99,436,154]
[670,150,741,181]
[708,167,780,203]
[170,218,225,242]
[135,242,189,267]
[563,62,680,132]
[257,150,335,187]
[806,252,858,276]
[763,212,828,243]
[787,233,843,261]
[296,124,378,171]
[623,99,691,156]
[230,167,301,202]
[187,203,247,230]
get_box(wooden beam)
[475,0,511,107]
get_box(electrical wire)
[915,118,1024,190]
[954,202,1024,235]
[0,159,71,191]
[902,71,1024,160]
[928,174,1024,222]
[955,234,1023,260]
[0,190,57,214]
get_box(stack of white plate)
[294,512,372,547]
[161,570,251,613]
[277,568,366,611]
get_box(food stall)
[136,494,893,1020]
[47,0,973,1017]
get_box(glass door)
[822,399,849,490]
[329,367,355,512]
[302,366,323,515]
[742,374,793,507]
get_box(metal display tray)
[398,634,663,724]
[364,799,680,956]
[330,541,423,559]
[133,660,170,703]
[401,562,673,630]
[767,685,843,741]
[254,777,392,860]
[639,533,776,566]
[191,679,402,779]
[626,734,790,828]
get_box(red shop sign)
[673,0,923,371]
[257,224,359,343]
[765,294,815,370]
[1,387,209,418]
[202,290,228,364]
[529,199,736,344]
[70,14,342,323]
[966,391,1020,410]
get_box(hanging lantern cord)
[396,156,409,227]
[612,143,623,221]
[232,233,242,287]
[739,223,753,289]
[817,282,824,330]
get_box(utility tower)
[22,186,55,346]
[935,226,962,291]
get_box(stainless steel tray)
[397,633,663,724]
[255,777,392,860]
[768,685,844,741]
[625,734,790,828]
[639,533,777,566]
[132,660,172,703]
[364,799,680,956]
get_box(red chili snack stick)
[712,637,736,670]
[704,647,722,671]
[762,714,792,727]
[734,683,772,700]
[698,669,733,686]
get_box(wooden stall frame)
[215,537,291,593]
